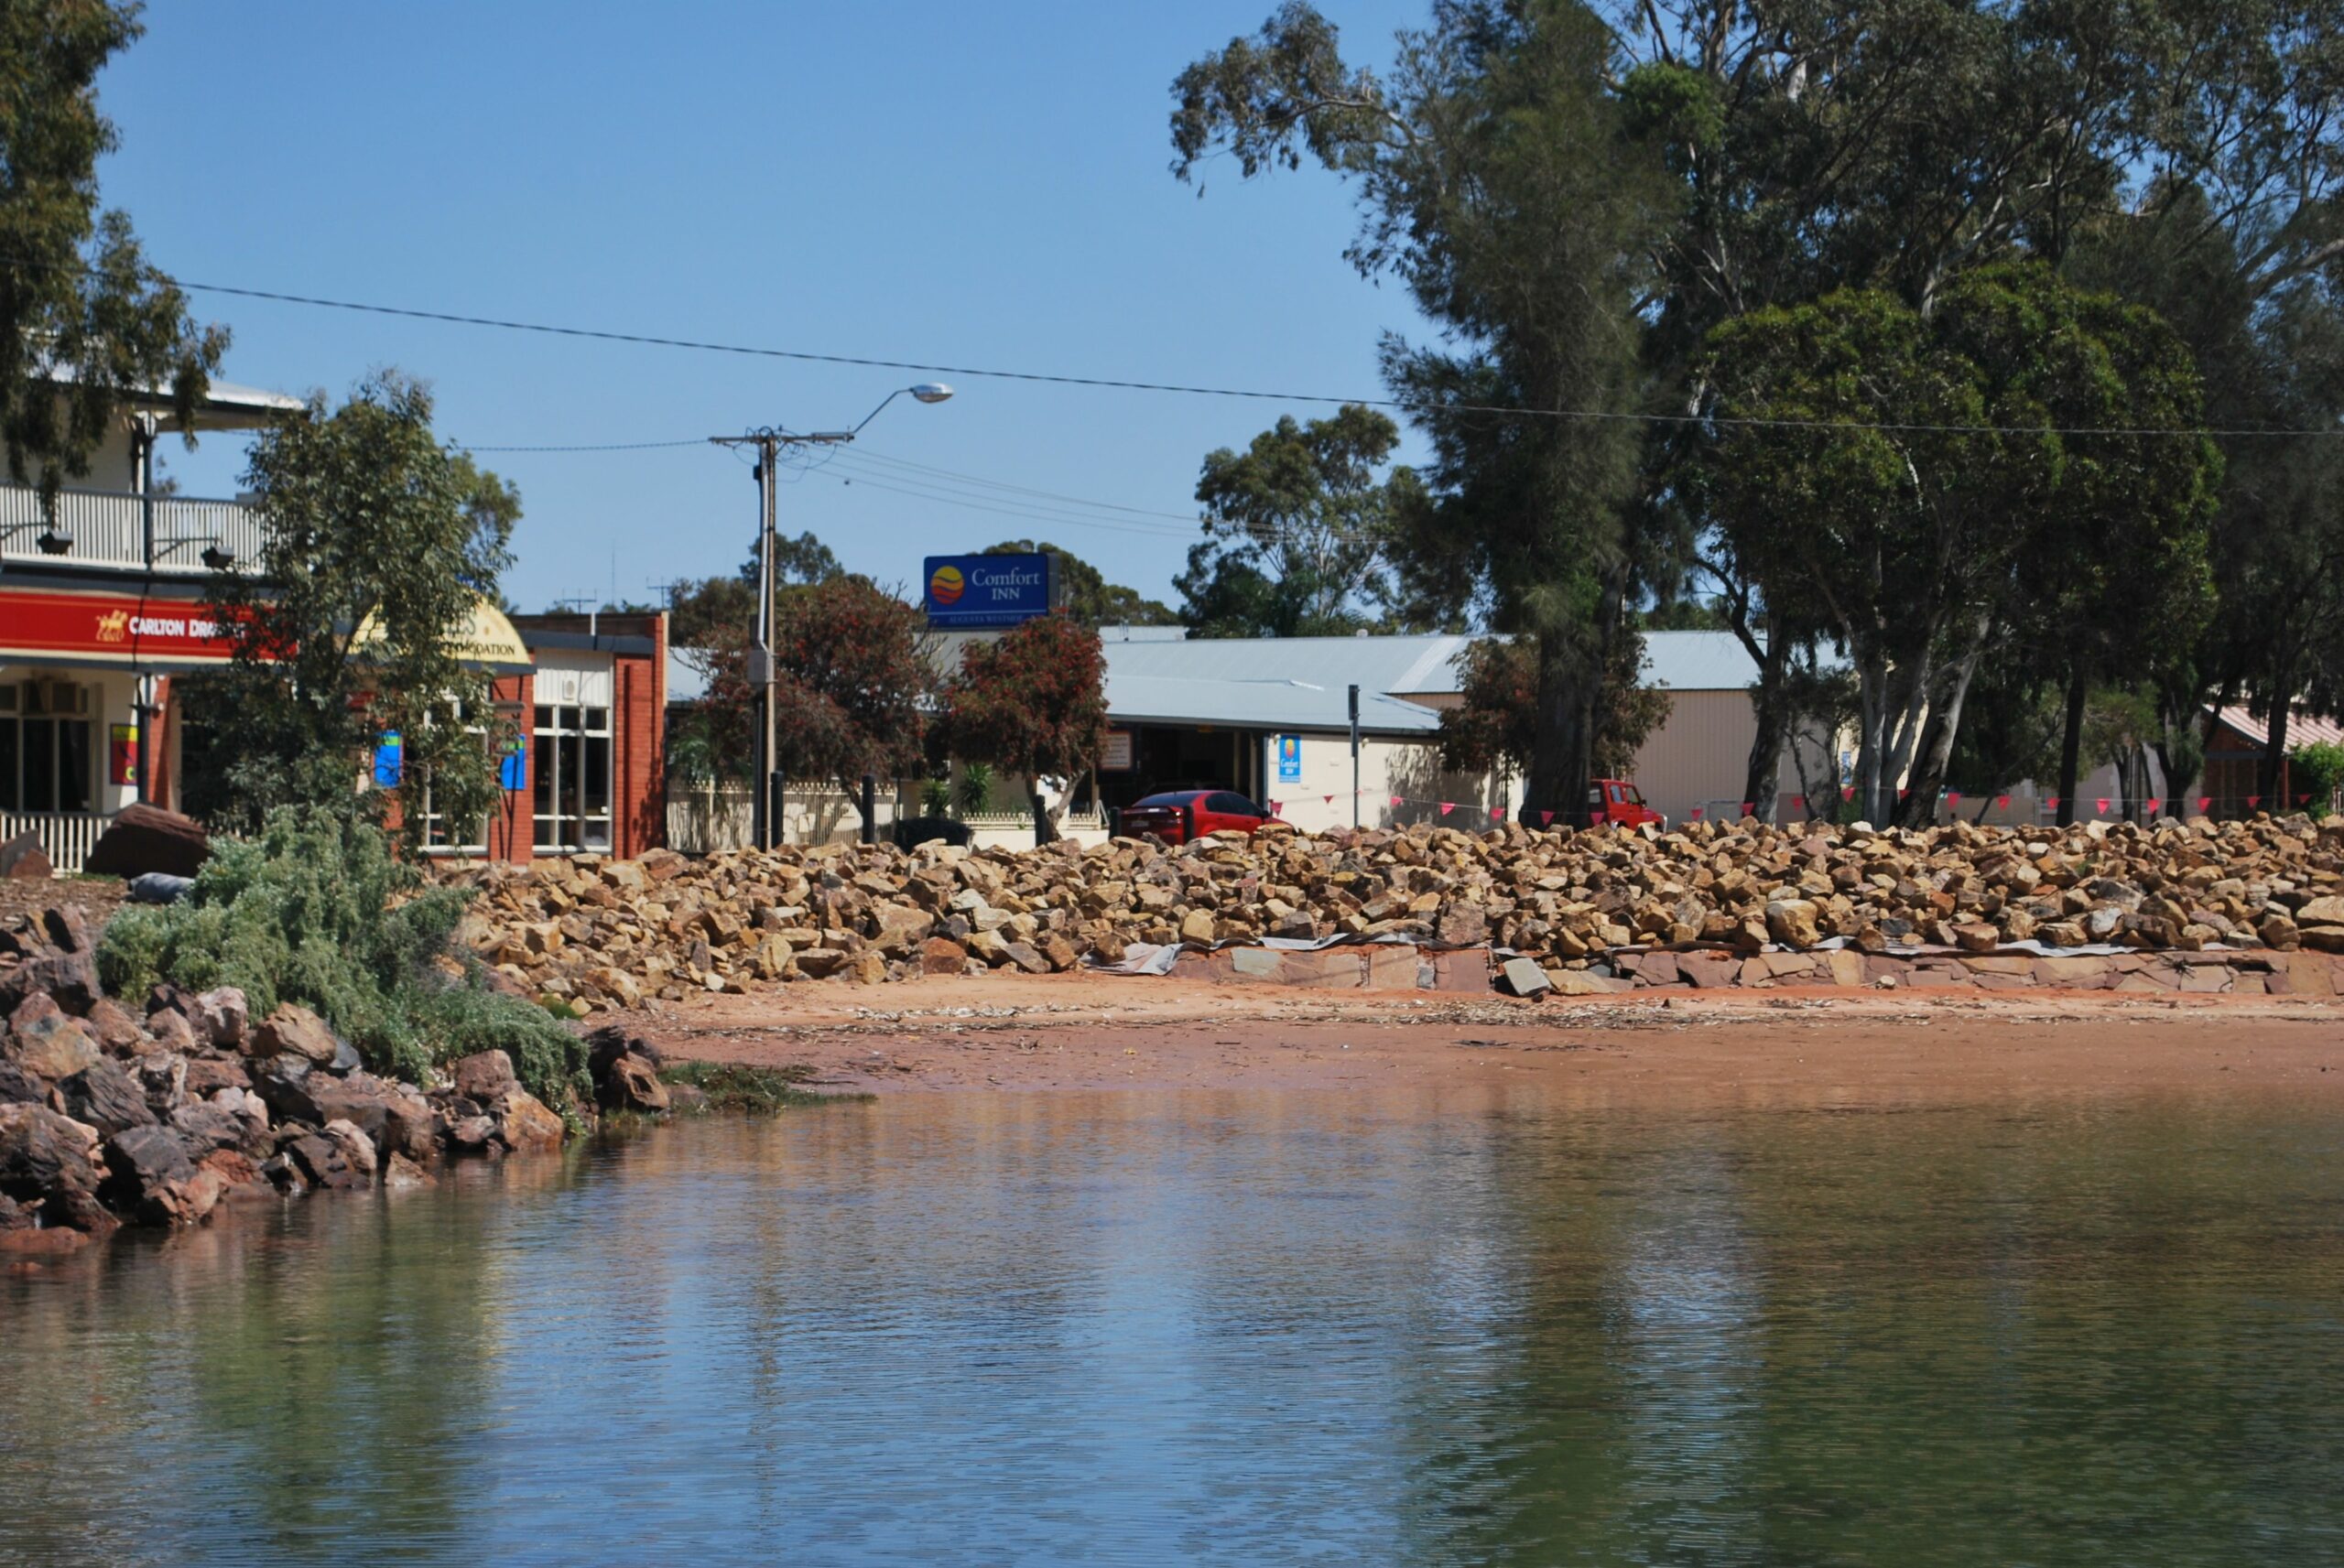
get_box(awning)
[351,595,535,675]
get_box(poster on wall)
[1101,730,1134,772]
[1276,734,1302,784]
[109,724,136,786]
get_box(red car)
[1118,789,1283,845]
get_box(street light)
[709,384,956,849]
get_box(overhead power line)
[157,274,2344,441]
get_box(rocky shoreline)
[454,813,2344,1009]
[0,904,678,1254]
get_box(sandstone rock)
[2293,895,2344,926]
[320,1119,379,1183]
[450,1048,518,1103]
[102,1125,222,1226]
[1498,957,1552,997]
[0,1102,113,1234]
[1177,908,1217,946]
[7,1002,100,1082]
[189,988,249,1051]
[81,803,210,880]
[284,1130,368,1192]
[181,1055,250,1098]
[85,998,147,1056]
[1764,899,1821,947]
[491,1088,565,1151]
[251,1002,342,1066]
[0,831,50,881]
[917,936,970,976]
[58,1057,156,1136]
[597,1052,670,1113]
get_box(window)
[534,701,613,852]
[1208,792,1258,816]
[418,698,494,855]
[0,680,94,814]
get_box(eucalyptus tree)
[1172,0,1677,819]
[0,0,224,509]
[1689,265,2217,825]
[1175,405,1425,637]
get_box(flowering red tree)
[771,577,936,837]
[1440,636,1669,816]
[939,612,1109,844]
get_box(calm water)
[3,1087,2340,1566]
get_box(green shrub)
[2289,741,2344,819]
[97,806,586,1108]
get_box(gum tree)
[939,611,1109,845]
[0,0,224,509]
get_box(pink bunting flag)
[2095,798,2110,815]
[2249,795,2262,808]
[1323,795,1335,806]
[1390,795,1405,808]
[2300,793,2314,806]
[1267,801,1282,815]
[2046,796,2060,810]
[1741,802,1754,816]
[1947,791,1962,807]
[1438,802,1455,816]
[1489,805,1505,822]
[1841,786,1856,802]
[1996,794,2011,809]
[1689,806,1705,820]
[2198,795,2212,812]
[1897,788,1910,801]
[1539,809,1555,826]
[2145,797,2161,815]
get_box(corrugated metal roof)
[1105,673,1444,735]
[2214,703,2344,752]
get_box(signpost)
[922,553,1056,628]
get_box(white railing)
[0,811,110,876]
[0,484,264,575]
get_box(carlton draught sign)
[923,553,1055,628]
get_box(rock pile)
[452,814,2344,1008]
[0,903,599,1251]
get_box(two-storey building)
[0,379,667,871]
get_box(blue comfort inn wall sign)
[924,553,1055,627]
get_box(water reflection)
[2,1089,2339,1565]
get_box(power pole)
[708,386,953,852]
[1349,684,1361,828]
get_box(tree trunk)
[1522,627,1596,827]
[1741,628,1789,825]
[1900,617,1991,827]
[1026,780,1059,846]
[2259,697,2291,806]
[2056,669,2087,828]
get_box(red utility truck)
[1587,778,1665,828]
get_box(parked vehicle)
[1588,777,1665,828]
[1117,789,1284,845]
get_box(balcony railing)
[0,483,265,575]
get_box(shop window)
[0,680,94,815]
[418,698,493,855]
[533,702,613,852]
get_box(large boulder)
[0,1102,114,1234]
[5,1000,100,1083]
[81,803,211,880]
[58,1056,157,1136]
[450,1049,517,1103]
[596,1051,670,1113]
[490,1087,565,1152]
[251,1002,342,1066]
[0,831,50,881]
[102,1125,223,1227]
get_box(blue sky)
[98,1,1433,612]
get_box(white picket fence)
[0,811,110,875]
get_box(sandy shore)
[639,973,2344,1107]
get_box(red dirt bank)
[642,973,2344,1106]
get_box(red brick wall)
[613,614,667,858]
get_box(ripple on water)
[3,1090,2341,1566]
